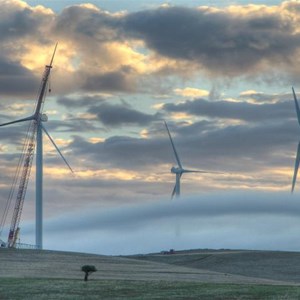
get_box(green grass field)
[1,249,300,299]
[0,278,300,300]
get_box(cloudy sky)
[0,0,300,255]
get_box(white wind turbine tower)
[0,44,73,249]
[164,121,217,199]
[291,87,300,193]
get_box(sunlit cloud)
[174,87,209,98]
[69,168,143,181]
[76,3,100,12]
[140,129,149,138]
[170,112,194,120]
[6,103,33,115]
[240,90,260,97]
[88,137,105,144]
[76,113,97,120]
[44,110,57,116]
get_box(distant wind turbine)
[164,121,218,199]
[0,44,73,249]
[291,87,300,193]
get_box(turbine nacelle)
[33,113,48,122]
[171,166,182,174]
[40,113,48,122]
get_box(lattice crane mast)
[7,121,37,247]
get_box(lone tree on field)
[81,265,97,281]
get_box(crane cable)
[0,120,35,237]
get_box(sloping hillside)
[128,249,300,283]
[0,248,291,285]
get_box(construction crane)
[7,121,37,247]
[0,44,58,248]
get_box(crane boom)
[7,121,37,247]
[34,45,57,119]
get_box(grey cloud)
[53,3,300,80]
[0,6,43,40]
[239,91,291,103]
[174,120,297,166]
[0,1,54,57]
[68,116,297,175]
[57,96,105,108]
[82,67,137,93]
[123,5,300,76]
[0,122,30,145]
[178,120,296,171]
[69,134,169,170]
[44,119,101,133]
[88,103,161,127]
[3,1,300,96]
[54,5,120,42]
[53,6,136,93]
[163,98,294,122]
[0,57,39,96]
[3,2,300,98]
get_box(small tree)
[81,265,97,281]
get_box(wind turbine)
[0,44,73,249]
[291,87,300,193]
[164,121,216,199]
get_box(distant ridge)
[128,248,300,284]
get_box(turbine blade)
[292,141,300,193]
[0,115,34,127]
[171,173,182,199]
[183,169,223,174]
[164,121,183,169]
[41,124,74,173]
[292,87,300,127]
[171,184,177,199]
